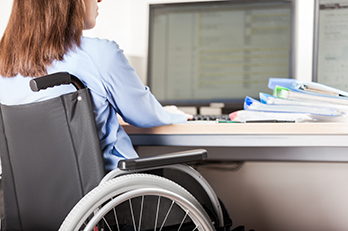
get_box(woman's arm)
[96,40,188,127]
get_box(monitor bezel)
[147,0,297,111]
[312,0,320,82]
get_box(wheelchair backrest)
[0,83,105,230]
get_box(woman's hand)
[163,105,193,120]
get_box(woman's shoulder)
[81,37,120,53]
[78,37,125,67]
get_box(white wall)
[0,1,13,36]
[295,0,315,81]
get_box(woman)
[0,0,191,171]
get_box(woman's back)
[0,37,187,171]
[0,0,188,171]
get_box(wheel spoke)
[154,196,161,231]
[102,217,112,231]
[138,195,144,231]
[113,207,120,231]
[159,200,174,231]
[129,199,137,231]
[177,210,189,231]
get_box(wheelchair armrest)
[117,149,207,170]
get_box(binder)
[229,78,348,123]
[260,92,348,112]
[244,96,341,116]
[268,78,348,98]
[273,86,348,106]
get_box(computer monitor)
[313,0,348,91]
[147,0,295,113]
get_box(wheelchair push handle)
[30,72,86,92]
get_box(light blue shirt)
[0,37,187,171]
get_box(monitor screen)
[313,0,348,90]
[147,0,295,112]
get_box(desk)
[122,122,348,162]
[123,122,348,231]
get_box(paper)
[229,110,314,123]
[230,110,348,123]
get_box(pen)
[216,119,241,123]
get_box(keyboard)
[188,114,231,121]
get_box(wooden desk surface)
[122,122,348,161]
[121,122,348,135]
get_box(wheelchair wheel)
[59,174,216,231]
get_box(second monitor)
[313,0,348,91]
[147,0,295,112]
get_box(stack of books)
[229,78,348,123]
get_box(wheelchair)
[0,72,241,231]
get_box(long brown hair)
[0,0,85,77]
